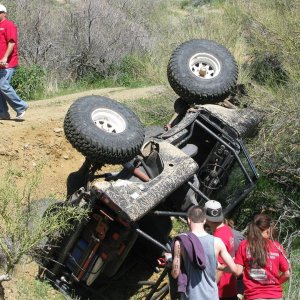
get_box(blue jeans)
[0,68,28,114]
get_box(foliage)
[15,277,66,300]
[0,165,87,278]
[233,0,300,82]
[2,0,165,96]
[248,84,299,190]
[0,0,299,298]
[181,0,225,8]
[154,2,299,298]
[284,249,300,300]
[192,0,300,241]
[11,65,46,101]
[223,1,300,244]
[113,55,155,87]
[171,218,188,237]
[124,95,175,126]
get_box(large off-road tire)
[167,39,238,104]
[174,97,190,114]
[31,199,65,266]
[170,98,190,127]
[64,96,145,165]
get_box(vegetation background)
[0,0,299,299]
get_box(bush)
[110,55,152,87]
[0,164,87,297]
[248,53,289,86]
[11,65,46,101]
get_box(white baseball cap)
[204,200,224,222]
[0,4,7,12]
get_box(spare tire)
[167,39,238,104]
[170,98,190,127]
[174,97,190,114]
[64,96,145,165]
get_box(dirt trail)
[0,85,166,199]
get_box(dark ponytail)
[247,214,272,267]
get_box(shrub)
[11,65,46,101]
[248,53,289,86]
[111,55,152,87]
[0,165,87,297]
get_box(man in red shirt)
[0,4,28,120]
[205,200,238,300]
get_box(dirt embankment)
[0,86,166,199]
[0,85,168,299]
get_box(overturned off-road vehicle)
[36,39,262,299]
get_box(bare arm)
[236,264,244,276]
[171,240,181,279]
[278,270,290,284]
[215,237,238,276]
[216,269,223,284]
[218,259,244,277]
[0,41,15,64]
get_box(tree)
[2,0,159,82]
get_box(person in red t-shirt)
[235,214,290,300]
[205,200,238,300]
[0,4,28,120]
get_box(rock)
[54,127,63,133]
[0,146,8,156]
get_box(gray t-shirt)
[181,233,218,300]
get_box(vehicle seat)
[181,144,198,158]
[142,149,163,179]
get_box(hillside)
[0,0,299,299]
[0,85,169,300]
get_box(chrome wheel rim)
[189,53,221,79]
[91,108,126,133]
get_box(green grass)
[25,53,159,101]
[34,76,153,101]
[15,277,66,300]
[284,249,300,300]
[171,217,188,237]
[124,95,175,126]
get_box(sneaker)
[0,112,10,120]
[16,106,28,120]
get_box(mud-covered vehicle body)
[37,39,261,298]
[38,102,259,295]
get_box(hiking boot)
[16,106,29,120]
[0,112,10,120]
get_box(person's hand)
[0,57,8,66]
[217,262,227,271]
[164,252,172,261]
[163,252,173,268]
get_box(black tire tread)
[64,96,145,165]
[167,39,238,104]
